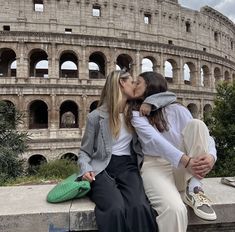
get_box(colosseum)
[0,0,234,166]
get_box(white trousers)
[141,119,211,232]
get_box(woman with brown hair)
[130,71,217,232]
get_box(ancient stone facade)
[0,0,234,165]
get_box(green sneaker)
[183,186,217,221]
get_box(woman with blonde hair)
[78,70,158,232]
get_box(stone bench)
[0,178,234,232]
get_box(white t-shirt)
[112,113,132,156]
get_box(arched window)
[214,67,221,85]
[0,48,17,77]
[141,58,153,72]
[89,52,106,79]
[59,52,79,78]
[61,153,78,162]
[35,60,48,78]
[29,49,48,77]
[29,100,48,129]
[183,62,196,86]
[116,54,133,74]
[187,103,198,118]
[201,65,210,87]
[60,100,79,128]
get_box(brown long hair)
[131,71,170,132]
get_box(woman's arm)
[78,113,96,178]
[132,111,185,167]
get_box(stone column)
[134,50,141,78]
[179,57,185,85]
[80,45,89,79]
[159,52,164,75]
[107,47,115,74]
[49,43,59,79]
[17,93,27,130]
[173,67,180,85]
[16,41,28,78]
[200,98,204,120]
[195,59,201,87]
[81,94,88,130]
[50,94,59,129]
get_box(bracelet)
[185,157,192,168]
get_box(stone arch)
[29,48,48,77]
[1,99,15,107]
[187,103,198,118]
[89,100,99,113]
[29,100,48,129]
[164,59,178,83]
[203,104,212,119]
[0,48,17,77]
[224,70,230,83]
[214,67,222,85]
[0,97,18,107]
[61,153,78,162]
[141,56,157,72]
[89,51,106,79]
[28,154,47,169]
[183,62,196,86]
[59,100,79,128]
[59,51,79,78]
[201,65,210,87]
[116,53,133,74]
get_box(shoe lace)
[194,191,212,206]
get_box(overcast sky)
[178,0,235,23]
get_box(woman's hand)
[82,171,96,183]
[186,154,215,179]
[191,154,215,178]
[139,103,151,116]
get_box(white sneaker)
[183,186,217,221]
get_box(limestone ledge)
[0,178,234,232]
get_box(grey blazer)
[78,107,143,177]
[78,91,176,177]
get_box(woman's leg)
[179,119,217,220]
[174,119,213,191]
[89,170,128,232]
[142,156,188,232]
[117,164,158,232]
[108,155,158,232]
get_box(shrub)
[205,82,235,177]
[0,101,28,185]
[36,159,79,179]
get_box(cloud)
[178,0,235,23]
[213,0,235,22]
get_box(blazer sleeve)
[78,113,96,177]
[143,91,177,111]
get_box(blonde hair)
[98,70,130,138]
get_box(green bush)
[205,82,235,177]
[0,101,28,185]
[36,159,79,179]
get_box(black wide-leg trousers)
[88,155,158,232]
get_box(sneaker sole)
[183,194,217,221]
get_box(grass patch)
[1,159,79,186]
